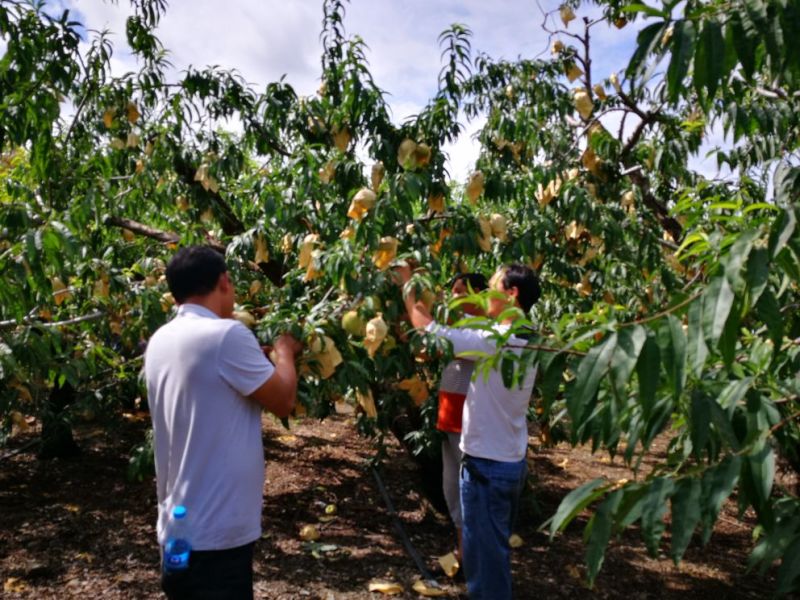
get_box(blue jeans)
[460,455,527,600]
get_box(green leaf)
[756,289,783,348]
[744,440,775,512]
[742,202,780,214]
[717,377,753,415]
[621,3,668,18]
[636,332,660,419]
[709,399,741,451]
[773,163,800,207]
[768,206,797,259]
[702,276,734,346]
[745,246,769,306]
[743,0,768,33]
[610,325,646,394]
[694,20,725,103]
[641,477,675,556]
[690,392,711,458]
[670,478,702,564]
[667,20,697,103]
[657,315,686,401]
[538,351,567,414]
[686,299,708,378]
[627,22,667,80]
[718,299,741,368]
[701,456,741,543]
[777,537,800,596]
[567,333,618,428]
[675,231,709,257]
[749,500,800,574]
[723,229,758,294]
[585,489,623,585]
[730,10,757,78]
[615,483,648,528]
[548,478,608,538]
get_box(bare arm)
[396,263,434,330]
[249,334,302,418]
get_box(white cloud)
[442,115,485,182]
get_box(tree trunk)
[38,381,80,459]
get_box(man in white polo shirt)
[397,263,540,600]
[145,245,302,599]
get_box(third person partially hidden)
[436,273,488,565]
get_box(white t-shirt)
[427,321,537,462]
[439,358,474,396]
[145,303,274,550]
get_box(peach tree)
[0,0,798,592]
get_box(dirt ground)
[0,413,783,599]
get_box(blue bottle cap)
[173,505,187,519]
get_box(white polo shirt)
[427,321,537,462]
[145,304,274,550]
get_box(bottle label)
[164,540,191,572]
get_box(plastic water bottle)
[163,505,191,572]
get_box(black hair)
[449,272,488,292]
[165,245,228,303]
[501,263,541,313]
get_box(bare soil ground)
[0,413,782,599]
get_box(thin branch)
[770,407,800,435]
[0,310,106,331]
[172,157,245,237]
[617,89,648,120]
[618,110,628,142]
[63,89,90,145]
[627,291,702,327]
[627,168,684,242]
[621,114,655,158]
[105,215,180,246]
[755,86,787,101]
[680,269,704,292]
[105,215,288,285]
[509,343,587,357]
[581,17,592,93]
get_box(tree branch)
[626,168,684,243]
[620,114,654,158]
[172,157,246,237]
[0,310,106,331]
[105,216,288,286]
[105,215,181,246]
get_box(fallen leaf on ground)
[509,534,524,548]
[437,552,459,577]
[299,524,320,541]
[334,401,355,415]
[368,580,404,595]
[412,579,448,596]
[75,552,94,563]
[4,577,28,593]
[566,564,582,580]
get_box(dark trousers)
[161,542,255,600]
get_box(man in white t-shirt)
[144,245,302,599]
[398,263,540,600]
